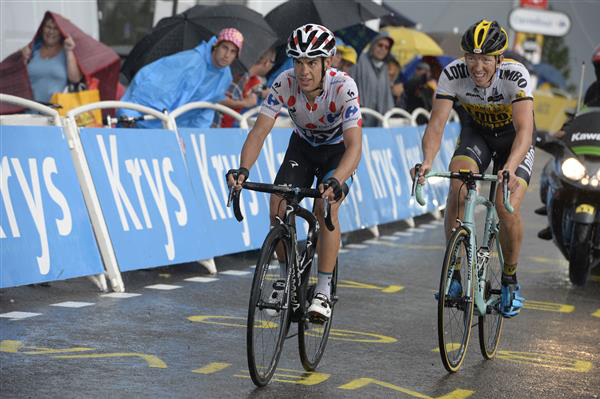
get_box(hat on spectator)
[337,45,357,65]
[216,28,244,53]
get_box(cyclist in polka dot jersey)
[227,24,362,321]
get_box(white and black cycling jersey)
[260,67,362,147]
[436,58,534,133]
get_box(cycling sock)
[502,263,518,284]
[315,271,333,299]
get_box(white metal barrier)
[0,93,62,126]
[383,107,414,128]
[170,101,248,130]
[241,106,292,128]
[360,107,385,126]
[411,107,431,125]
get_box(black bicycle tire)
[247,225,292,387]
[478,233,504,359]
[438,227,475,373]
[298,259,338,371]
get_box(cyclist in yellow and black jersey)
[413,19,535,318]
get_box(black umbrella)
[121,4,277,81]
[379,1,416,28]
[265,0,391,43]
[503,50,533,72]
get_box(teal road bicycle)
[412,162,514,372]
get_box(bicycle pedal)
[308,313,327,325]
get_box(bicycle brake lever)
[323,197,335,231]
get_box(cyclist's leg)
[271,134,316,260]
[495,145,534,317]
[445,126,491,239]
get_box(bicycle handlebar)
[411,163,513,213]
[226,181,335,231]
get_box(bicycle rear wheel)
[438,227,475,372]
[298,259,338,371]
[247,225,292,387]
[478,233,504,359]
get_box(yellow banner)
[533,90,577,133]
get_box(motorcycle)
[536,108,600,285]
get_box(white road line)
[220,270,252,276]
[380,235,399,241]
[393,231,413,236]
[364,239,388,245]
[101,293,141,299]
[0,311,41,320]
[50,301,94,308]
[345,243,368,249]
[145,284,182,290]
[420,224,438,229]
[339,249,349,254]
[185,277,219,283]
[407,228,426,233]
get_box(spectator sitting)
[118,28,243,128]
[403,61,437,123]
[21,14,82,104]
[387,55,404,107]
[351,33,395,126]
[217,47,276,128]
[332,42,357,73]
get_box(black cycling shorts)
[274,133,353,195]
[452,123,536,185]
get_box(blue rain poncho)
[118,36,232,128]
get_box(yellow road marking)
[527,256,567,267]
[432,343,462,353]
[592,309,600,318]
[339,279,404,293]
[496,351,592,372]
[53,353,167,368]
[188,315,277,329]
[524,300,574,313]
[193,362,231,374]
[235,369,330,385]
[338,378,474,398]
[0,340,23,352]
[590,275,600,282]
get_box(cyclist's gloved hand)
[226,167,249,189]
[322,176,343,202]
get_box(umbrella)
[379,1,416,28]
[427,32,463,58]
[121,4,277,81]
[503,50,533,72]
[335,23,378,56]
[265,0,390,43]
[381,26,443,66]
[533,63,567,89]
[401,55,455,83]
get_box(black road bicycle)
[228,181,337,386]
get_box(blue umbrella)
[533,63,566,89]
[335,24,378,56]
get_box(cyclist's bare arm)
[321,126,362,202]
[228,113,275,188]
[501,99,534,190]
[417,97,454,182]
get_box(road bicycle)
[412,161,513,372]
[228,181,337,386]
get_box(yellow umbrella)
[382,26,443,66]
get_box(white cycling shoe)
[308,293,331,322]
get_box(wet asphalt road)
[1,150,599,399]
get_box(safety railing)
[170,101,248,129]
[0,93,62,126]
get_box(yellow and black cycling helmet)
[461,19,508,56]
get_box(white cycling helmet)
[286,24,336,59]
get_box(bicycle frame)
[414,167,512,316]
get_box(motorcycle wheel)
[568,222,592,286]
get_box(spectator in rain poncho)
[118,28,243,128]
[350,32,395,126]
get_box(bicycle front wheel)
[298,259,338,371]
[478,233,504,359]
[247,225,292,387]
[438,227,475,372]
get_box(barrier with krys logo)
[1,96,459,291]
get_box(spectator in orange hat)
[118,27,243,128]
